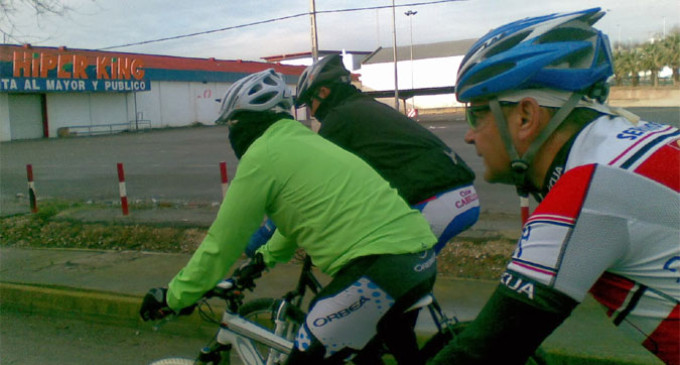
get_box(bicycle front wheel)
[148,358,194,365]
[239,297,293,363]
[239,298,280,327]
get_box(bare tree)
[0,0,71,43]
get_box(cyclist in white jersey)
[432,7,679,365]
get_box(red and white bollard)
[407,108,419,119]
[26,164,38,213]
[220,161,229,199]
[117,163,129,216]
[520,195,530,226]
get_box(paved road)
[1,310,210,365]
[1,107,678,218]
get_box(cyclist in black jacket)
[247,55,478,257]
[297,54,478,254]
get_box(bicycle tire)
[239,297,280,330]
[239,297,291,363]
[148,358,194,365]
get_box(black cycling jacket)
[317,86,475,205]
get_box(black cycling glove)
[139,287,195,321]
[233,252,267,288]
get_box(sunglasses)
[465,102,516,129]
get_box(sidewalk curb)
[0,280,663,365]
[1,281,140,326]
[0,281,221,339]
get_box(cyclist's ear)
[316,86,331,100]
[516,98,545,141]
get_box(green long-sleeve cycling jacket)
[167,118,436,311]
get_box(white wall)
[132,81,232,127]
[0,94,10,141]
[45,93,127,137]
[1,79,299,141]
[359,55,465,109]
[278,52,363,72]
[47,93,91,135]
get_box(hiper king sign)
[1,49,151,93]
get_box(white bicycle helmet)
[216,69,293,124]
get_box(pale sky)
[4,0,679,61]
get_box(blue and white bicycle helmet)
[216,68,293,124]
[457,8,615,195]
[456,7,613,103]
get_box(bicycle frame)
[192,257,321,365]
[153,256,458,365]
[215,309,293,365]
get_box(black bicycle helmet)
[295,54,351,108]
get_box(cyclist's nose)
[464,128,475,144]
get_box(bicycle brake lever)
[151,314,177,332]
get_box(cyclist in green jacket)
[139,69,437,365]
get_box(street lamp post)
[310,0,319,62]
[405,10,417,111]
[391,0,399,110]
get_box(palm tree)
[641,41,665,87]
[661,32,680,85]
[615,47,645,86]
[613,49,629,86]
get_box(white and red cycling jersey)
[508,115,680,364]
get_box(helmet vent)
[538,27,595,44]
[263,76,277,86]
[249,84,263,95]
[466,62,514,86]
[253,92,277,105]
[485,31,531,58]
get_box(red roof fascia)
[1,44,305,75]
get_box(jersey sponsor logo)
[514,225,531,258]
[547,166,564,191]
[501,272,535,300]
[663,256,680,283]
[414,252,436,272]
[312,296,371,327]
[456,189,479,209]
[616,122,665,140]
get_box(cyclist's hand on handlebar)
[139,287,195,321]
[233,253,267,288]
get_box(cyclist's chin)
[484,169,514,185]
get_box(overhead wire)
[99,0,464,50]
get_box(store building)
[0,44,305,141]
[358,39,476,110]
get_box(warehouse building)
[0,44,305,141]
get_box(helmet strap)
[521,92,582,170]
[490,92,582,193]
[489,99,526,189]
